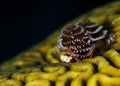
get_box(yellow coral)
[0,1,120,86]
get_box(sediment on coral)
[0,1,120,86]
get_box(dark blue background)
[0,0,114,64]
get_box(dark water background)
[0,0,115,64]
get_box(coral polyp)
[57,20,114,62]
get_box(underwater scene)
[0,1,120,86]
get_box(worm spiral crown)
[58,20,112,62]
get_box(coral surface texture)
[0,1,120,86]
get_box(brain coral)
[0,1,120,86]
